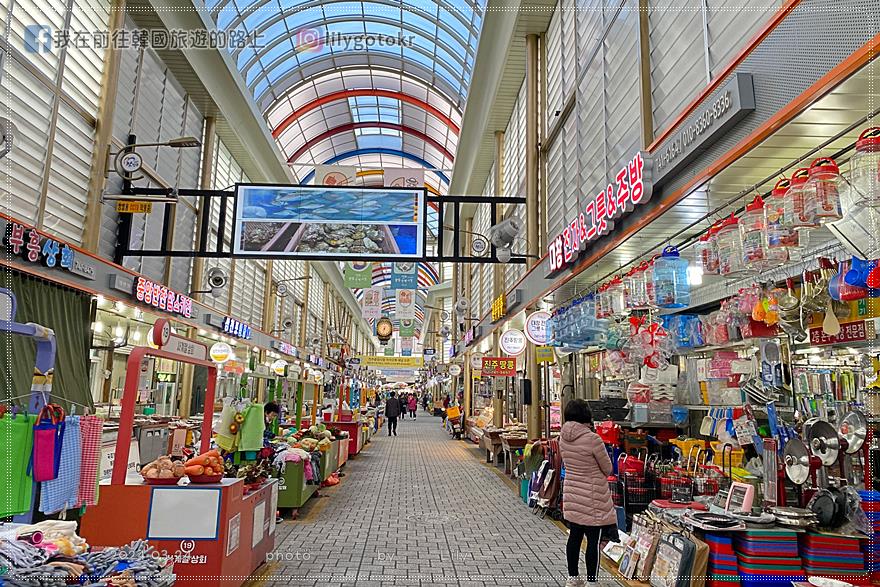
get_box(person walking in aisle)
[407,393,417,418]
[558,399,618,585]
[385,391,400,436]
[421,393,429,412]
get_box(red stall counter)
[328,420,365,455]
[78,322,278,586]
[81,477,278,587]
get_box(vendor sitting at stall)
[264,402,280,444]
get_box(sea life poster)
[233,185,424,259]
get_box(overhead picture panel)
[232,185,426,260]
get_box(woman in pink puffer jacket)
[558,400,617,585]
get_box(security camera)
[488,217,523,249]
[206,267,228,296]
[276,282,289,297]
[454,298,470,314]
[497,246,512,264]
[439,325,451,338]
[308,335,322,348]
[281,318,294,330]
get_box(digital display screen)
[232,184,425,259]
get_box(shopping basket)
[691,452,722,497]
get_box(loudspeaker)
[520,378,532,406]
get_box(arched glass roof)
[203,0,483,184]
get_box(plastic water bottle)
[653,246,690,308]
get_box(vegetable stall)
[80,320,278,587]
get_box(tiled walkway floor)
[264,413,614,586]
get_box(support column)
[492,130,505,428]
[525,33,542,440]
[539,32,549,250]
[463,218,474,418]
[638,0,655,148]
[299,262,311,348]
[178,116,216,418]
[451,261,459,403]
[82,0,126,252]
[262,260,275,331]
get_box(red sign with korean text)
[481,356,516,377]
[134,275,194,318]
[548,151,654,273]
[809,320,874,346]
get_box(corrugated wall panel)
[0,59,53,225]
[43,102,92,244]
[649,0,706,134]
[6,0,65,78]
[603,2,641,173]
[707,0,776,77]
[576,54,604,212]
[546,8,563,130]
[546,127,566,238]
[63,0,108,117]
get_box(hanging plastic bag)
[31,404,65,482]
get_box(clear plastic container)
[645,259,657,307]
[805,157,843,223]
[606,277,627,316]
[694,225,720,275]
[783,167,818,230]
[851,127,880,206]
[716,215,748,278]
[652,246,690,309]
[766,178,799,249]
[626,263,649,309]
[740,196,767,269]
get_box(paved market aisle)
[264,414,588,586]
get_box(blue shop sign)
[222,316,252,339]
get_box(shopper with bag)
[407,393,417,419]
[559,399,618,585]
[385,391,400,436]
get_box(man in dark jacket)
[385,391,400,436]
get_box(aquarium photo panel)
[232,185,425,259]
